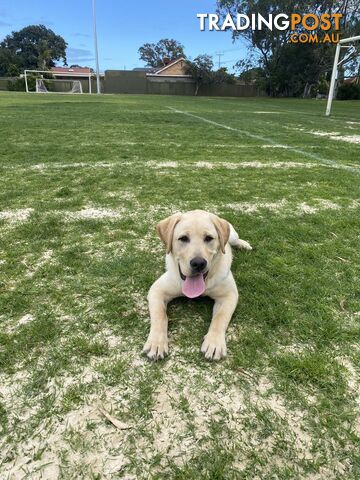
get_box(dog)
[143,210,252,361]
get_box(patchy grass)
[0,92,359,479]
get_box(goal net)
[35,78,83,94]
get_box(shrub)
[317,78,329,95]
[6,64,20,76]
[7,75,36,92]
[7,77,25,91]
[336,83,360,100]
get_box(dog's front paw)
[236,239,252,251]
[201,333,227,361]
[143,334,168,360]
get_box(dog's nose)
[190,257,207,272]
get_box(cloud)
[18,16,54,27]
[66,46,95,65]
[67,47,93,57]
[69,57,95,64]
[0,20,11,27]
[66,47,95,63]
[73,33,91,38]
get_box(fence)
[0,72,262,97]
[103,70,261,97]
[0,76,103,93]
[0,77,16,90]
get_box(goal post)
[326,35,360,116]
[24,70,92,94]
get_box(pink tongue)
[182,274,206,298]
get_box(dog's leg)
[201,277,239,360]
[143,274,177,360]
[228,223,252,250]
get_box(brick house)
[146,58,191,81]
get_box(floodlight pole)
[92,0,101,94]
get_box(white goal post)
[326,35,360,116]
[24,70,92,94]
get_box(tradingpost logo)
[197,13,343,43]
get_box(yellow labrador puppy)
[143,210,252,361]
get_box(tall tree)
[0,47,20,76]
[186,55,236,95]
[138,38,185,68]
[186,55,214,95]
[0,24,67,73]
[217,0,360,96]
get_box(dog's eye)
[179,235,190,243]
[204,235,214,243]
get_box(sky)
[0,1,248,72]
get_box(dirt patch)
[0,208,34,224]
[331,135,360,145]
[308,131,360,144]
[64,207,124,221]
[25,250,53,278]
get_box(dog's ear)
[211,214,230,254]
[156,213,182,254]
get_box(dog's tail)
[228,223,252,250]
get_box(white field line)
[285,126,360,145]
[166,107,360,174]
[1,157,334,172]
[194,161,318,169]
[225,198,359,214]
[146,160,323,170]
[0,201,358,230]
[205,98,360,122]
[10,140,322,150]
[329,135,360,145]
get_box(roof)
[51,67,91,75]
[132,67,156,72]
[153,57,187,75]
[344,76,360,84]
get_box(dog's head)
[156,210,230,297]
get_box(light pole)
[92,0,101,94]
[215,52,224,69]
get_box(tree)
[186,55,236,95]
[239,66,265,85]
[138,38,185,68]
[213,67,236,85]
[69,64,94,72]
[0,24,67,73]
[0,47,20,76]
[186,55,214,95]
[217,0,360,96]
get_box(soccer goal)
[326,35,360,116]
[24,70,92,94]
[35,78,83,94]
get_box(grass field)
[0,92,359,479]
